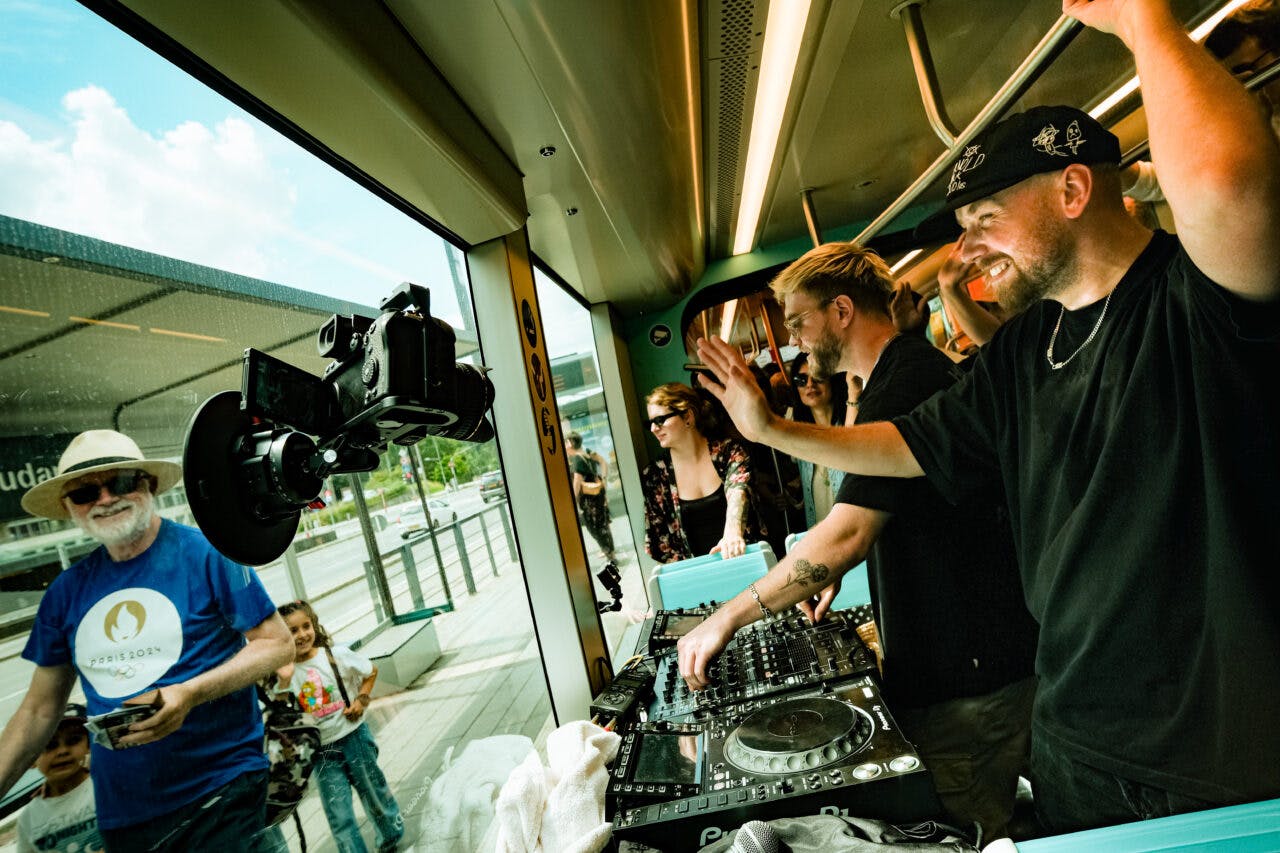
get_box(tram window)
[534,268,647,656]
[0,2,553,848]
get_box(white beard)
[76,492,156,547]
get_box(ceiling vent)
[703,0,766,258]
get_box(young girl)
[275,600,404,853]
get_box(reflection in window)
[533,269,648,658]
[0,2,551,849]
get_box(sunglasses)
[792,373,825,388]
[647,411,681,429]
[63,471,149,506]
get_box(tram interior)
[0,0,1275,851]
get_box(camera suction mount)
[184,390,309,566]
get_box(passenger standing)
[787,352,848,529]
[275,600,404,853]
[16,704,102,853]
[566,432,616,563]
[641,382,764,563]
[0,430,294,852]
[679,244,1038,841]
[694,0,1280,832]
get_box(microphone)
[730,820,780,853]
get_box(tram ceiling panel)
[112,0,527,252]
[746,0,1224,252]
[388,0,705,312]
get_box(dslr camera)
[185,283,494,565]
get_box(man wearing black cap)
[695,0,1280,835]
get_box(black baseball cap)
[61,703,87,724]
[914,105,1122,241]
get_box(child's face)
[285,610,316,659]
[35,724,89,784]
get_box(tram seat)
[648,542,776,610]
[783,531,872,610]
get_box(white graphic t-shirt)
[17,778,103,853]
[284,644,373,745]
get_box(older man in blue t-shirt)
[0,430,294,852]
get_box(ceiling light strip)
[682,0,704,235]
[150,327,227,343]
[0,305,51,318]
[890,249,924,275]
[732,0,813,256]
[1090,0,1251,118]
[69,316,140,331]
[719,298,739,341]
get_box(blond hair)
[769,242,894,318]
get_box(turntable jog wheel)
[724,697,873,775]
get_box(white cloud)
[0,85,287,278]
[0,85,417,299]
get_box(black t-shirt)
[895,232,1280,803]
[570,453,599,482]
[836,334,1037,709]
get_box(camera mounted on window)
[184,283,495,565]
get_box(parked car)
[395,499,458,539]
[479,470,506,503]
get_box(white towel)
[493,721,621,853]
[415,734,536,852]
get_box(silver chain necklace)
[1045,289,1113,370]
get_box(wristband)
[747,582,772,619]
[357,693,372,705]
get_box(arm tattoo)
[782,558,831,590]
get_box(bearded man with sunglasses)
[0,430,294,852]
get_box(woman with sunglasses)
[640,382,765,564]
[787,352,850,528]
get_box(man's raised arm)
[695,336,925,477]
[1065,0,1280,300]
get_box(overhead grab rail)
[801,189,824,247]
[1119,55,1280,168]
[892,1,960,147]
[855,14,1083,245]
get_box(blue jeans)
[316,723,404,853]
[101,769,269,853]
[1030,731,1216,835]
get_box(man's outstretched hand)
[694,337,777,443]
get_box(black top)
[680,486,727,557]
[837,334,1037,709]
[570,453,600,483]
[896,232,1280,804]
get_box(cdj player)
[610,675,938,851]
[647,606,878,722]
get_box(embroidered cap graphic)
[1032,120,1086,157]
[947,144,985,195]
[105,601,146,642]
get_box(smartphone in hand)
[86,692,164,749]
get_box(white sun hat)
[20,430,183,520]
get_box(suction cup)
[184,390,300,566]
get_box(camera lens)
[436,363,495,442]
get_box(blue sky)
[0,0,596,358]
[0,1,463,334]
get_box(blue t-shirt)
[23,519,277,829]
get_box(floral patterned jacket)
[641,437,765,563]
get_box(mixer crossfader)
[647,606,878,723]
